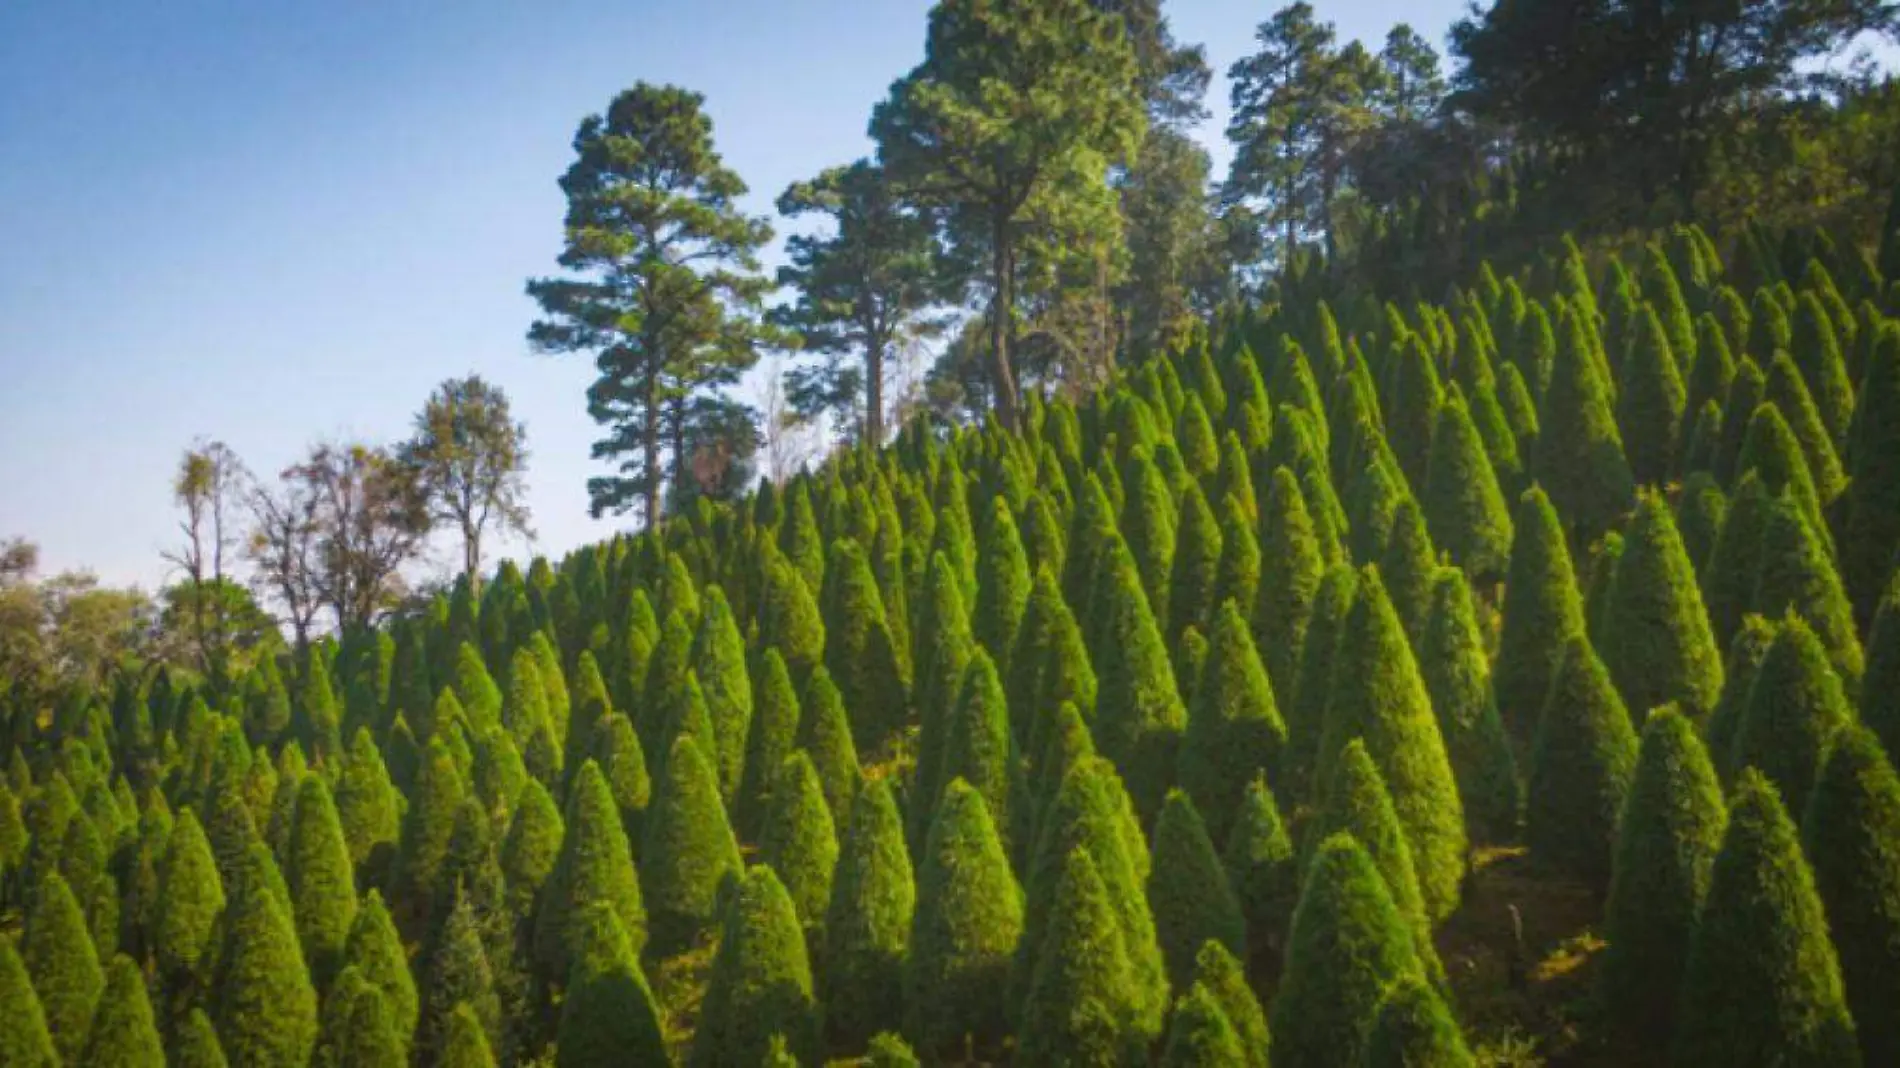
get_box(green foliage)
[1864,578,1900,761]
[1527,634,1639,893]
[1600,490,1725,723]
[155,808,225,990]
[693,866,819,1067]
[1419,570,1520,842]
[1210,493,1261,635]
[911,553,973,844]
[797,666,862,826]
[501,777,564,914]
[738,647,801,840]
[214,862,319,1068]
[398,736,466,905]
[1495,486,1588,741]
[1017,846,1144,1066]
[640,736,741,958]
[1843,325,1900,621]
[1617,303,1688,486]
[1317,566,1468,921]
[904,778,1023,1059]
[23,871,102,1063]
[1313,739,1430,946]
[1091,539,1186,822]
[689,585,752,803]
[535,759,645,983]
[1284,564,1356,803]
[1731,615,1854,814]
[1177,599,1284,845]
[82,954,163,1068]
[1223,774,1296,960]
[1017,755,1166,1040]
[1753,491,1864,686]
[821,776,914,1052]
[1192,938,1269,1068]
[286,775,358,986]
[822,539,907,754]
[758,556,826,683]
[421,889,502,1065]
[1363,975,1475,1068]
[173,1008,228,1068]
[1270,833,1423,1068]
[1149,789,1246,990]
[1160,981,1249,1068]
[1600,707,1726,1051]
[1424,393,1514,580]
[0,938,55,1068]
[759,750,839,928]
[1803,726,1900,1067]
[1536,309,1635,540]
[556,903,667,1068]
[527,83,776,519]
[1674,770,1861,1067]
[440,1003,497,1068]
[343,891,418,1054]
[1253,466,1323,704]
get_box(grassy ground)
[1437,846,1609,1067]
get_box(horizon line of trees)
[1,375,535,706]
[525,0,1900,529]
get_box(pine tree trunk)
[992,212,1020,433]
[866,331,885,447]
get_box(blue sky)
[11,0,1868,593]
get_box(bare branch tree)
[162,440,249,672]
[758,354,824,484]
[247,471,324,649]
[290,442,434,633]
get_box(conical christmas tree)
[1363,974,1474,1068]
[533,759,644,984]
[1673,769,1860,1067]
[1177,599,1285,845]
[285,775,357,988]
[1269,833,1423,1068]
[1223,774,1297,962]
[1424,392,1514,581]
[758,750,839,929]
[1802,725,1900,1067]
[797,666,862,826]
[1731,614,1854,814]
[555,902,668,1068]
[1600,490,1725,723]
[1316,566,1468,921]
[213,863,319,1068]
[1526,634,1639,894]
[1149,789,1247,991]
[904,778,1023,1060]
[1017,844,1144,1066]
[0,938,54,1068]
[1419,570,1520,842]
[1494,486,1588,742]
[1159,981,1249,1068]
[1599,706,1726,1051]
[22,870,102,1064]
[820,775,915,1053]
[1168,481,1223,647]
[693,866,820,1068]
[640,736,741,958]
[1254,465,1323,704]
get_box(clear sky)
[0,0,1634,592]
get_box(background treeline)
[526,0,1900,526]
[4,199,1900,1066]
